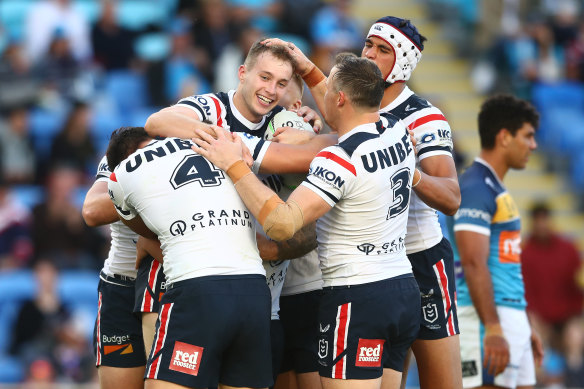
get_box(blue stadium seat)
[0,0,35,41]
[117,0,169,30]
[104,70,149,118]
[0,271,36,356]
[28,108,67,160]
[134,33,171,61]
[11,185,45,210]
[73,0,102,24]
[0,355,25,383]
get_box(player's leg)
[382,368,402,389]
[297,372,322,389]
[411,336,462,389]
[407,239,462,389]
[145,378,192,389]
[397,349,412,389]
[99,366,145,389]
[94,275,147,389]
[320,376,382,389]
[142,312,158,356]
[274,371,298,389]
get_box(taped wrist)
[302,66,326,88]
[260,196,304,241]
[226,160,252,185]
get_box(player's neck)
[336,111,380,137]
[233,90,262,123]
[479,149,509,181]
[380,82,406,109]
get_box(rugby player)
[193,54,420,389]
[265,16,462,389]
[450,95,544,389]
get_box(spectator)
[0,107,36,184]
[32,165,103,270]
[49,101,96,174]
[566,20,584,82]
[522,202,583,346]
[91,0,137,72]
[0,175,33,269]
[24,0,92,64]
[309,0,362,73]
[0,40,39,109]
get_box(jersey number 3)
[170,155,225,189]
[387,168,410,219]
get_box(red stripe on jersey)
[316,151,356,176]
[332,303,350,379]
[96,292,102,366]
[210,96,223,127]
[147,303,172,379]
[407,114,446,130]
[110,172,117,182]
[435,260,455,336]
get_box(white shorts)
[459,305,535,389]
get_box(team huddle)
[82,15,542,389]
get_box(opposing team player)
[83,155,156,389]
[193,55,420,389]
[449,95,543,389]
[265,16,462,389]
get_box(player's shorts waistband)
[323,273,415,290]
[166,274,266,290]
[99,271,136,287]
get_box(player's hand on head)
[297,106,322,134]
[273,127,315,144]
[483,323,510,376]
[191,128,244,171]
[261,38,313,76]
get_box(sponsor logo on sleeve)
[169,341,204,376]
[355,339,384,367]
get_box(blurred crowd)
[0,0,365,384]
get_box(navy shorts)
[145,275,273,388]
[408,237,459,340]
[318,276,420,380]
[134,255,166,314]
[279,290,322,374]
[94,272,147,368]
[271,319,284,383]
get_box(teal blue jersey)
[448,158,525,309]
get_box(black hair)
[106,127,150,170]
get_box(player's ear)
[238,65,246,83]
[290,99,302,111]
[337,91,346,107]
[498,128,512,148]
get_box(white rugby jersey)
[176,90,284,138]
[280,250,322,296]
[380,86,454,254]
[108,137,270,284]
[301,118,415,287]
[95,156,139,279]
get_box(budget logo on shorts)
[355,339,384,367]
[169,341,204,376]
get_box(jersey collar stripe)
[209,96,224,127]
[316,151,356,176]
[407,114,446,130]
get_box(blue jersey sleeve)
[453,178,495,236]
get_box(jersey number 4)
[170,155,225,189]
[387,168,411,219]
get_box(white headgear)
[366,17,424,84]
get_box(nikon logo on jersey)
[310,166,346,188]
[361,133,412,173]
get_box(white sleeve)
[95,156,110,182]
[409,107,454,161]
[107,171,137,220]
[238,132,271,174]
[300,148,356,207]
[176,93,223,124]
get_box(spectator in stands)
[276,0,324,44]
[566,20,584,82]
[522,202,583,349]
[91,0,137,72]
[309,0,362,73]
[49,101,96,175]
[24,0,92,64]
[0,39,39,109]
[0,106,36,184]
[32,165,103,270]
[34,29,87,103]
[0,175,33,269]
[164,18,211,103]
[227,0,282,33]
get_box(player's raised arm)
[144,105,215,140]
